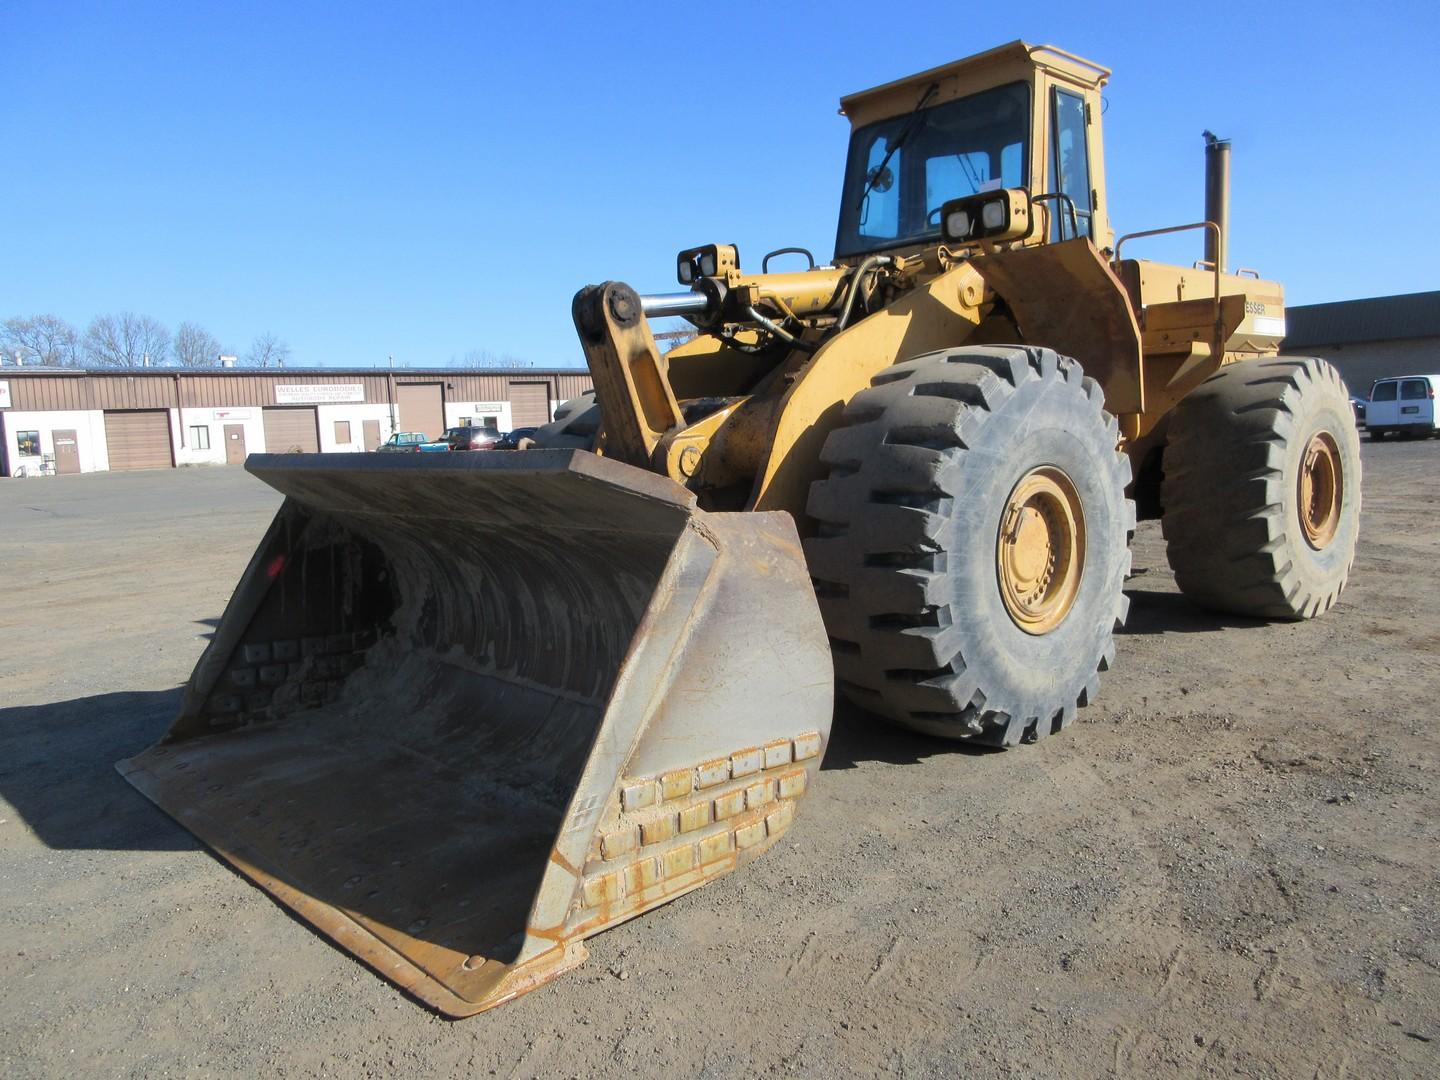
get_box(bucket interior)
[123,454,692,994]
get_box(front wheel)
[804,346,1133,746]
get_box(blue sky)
[3,0,1436,368]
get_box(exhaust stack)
[1203,130,1231,275]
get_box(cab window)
[837,82,1031,257]
[858,137,901,241]
[1049,88,1093,241]
[1371,382,1397,402]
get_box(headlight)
[945,209,971,240]
[675,244,740,283]
[939,190,1032,246]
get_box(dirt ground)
[2,441,1437,1079]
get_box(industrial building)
[1282,290,1440,394]
[0,367,593,477]
[14,290,1431,478]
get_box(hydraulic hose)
[744,305,815,353]
[835,255,893,331]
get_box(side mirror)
[940,189,1033,246]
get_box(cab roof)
[839,41,1110,126]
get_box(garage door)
[262,407,319,453]
[396,383,445,440]
[104,410,172,471]
[508,382,552,427]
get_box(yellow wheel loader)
[121,41,1361,1015]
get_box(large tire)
[1161,356,1360,620]
[531,390,600,449]
[804,346,1133,746]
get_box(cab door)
[1048,86,1094,242]
[1368,379,1399,429]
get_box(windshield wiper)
[855,81,940,211]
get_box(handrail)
[1115,221,1223,317]
[761,247,816,274]
[1032,192,1081,242]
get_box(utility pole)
[388,354,397,433]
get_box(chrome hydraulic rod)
[639,291,712,318]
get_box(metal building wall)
[3,369,592,412]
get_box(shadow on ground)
[1120,587,1268,636]
[822,585,1276,770]
[821,699,997,771]
[0,687,197,852]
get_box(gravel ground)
[1,440,1437,1079]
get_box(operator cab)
[835,41,1112,260]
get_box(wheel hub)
[1298,430,1343,550]
[996,466,1086,635]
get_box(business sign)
[212,408,254,421]
[0,381,10,408]
[275,383,365,405]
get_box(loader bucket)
[119,449,832,1016]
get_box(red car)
[445,425,502,451]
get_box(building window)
[17,431,40,456]
[190,425,211,450]
[334,420,351,443]
[481,414,499,428]
[459,416,472,427]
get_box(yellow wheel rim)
[1298,430,1343,550]
[996,466,1086,635]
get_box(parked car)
[1349,395,1367,427]
[376,431,429,453]
[445,425,502,451]
[1366,375,1440,440]
[494,426,540,450]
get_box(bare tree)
[644,316,698,355]
[655,330,698,354]
[453,349,532,369]
[83,313,171,367]
[245,332,292,369]
[173,322,225,367]
[2,314,81,366]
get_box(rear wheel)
[804,346,1133,746]
[1161,356,1361,619]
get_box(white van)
[1367,375,1440,439]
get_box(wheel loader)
[120,41,1361,1016]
